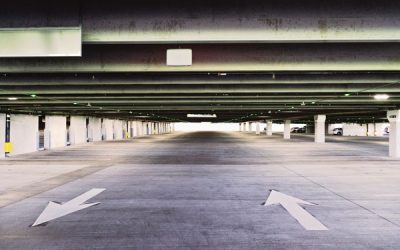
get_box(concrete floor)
[0,132,399,249]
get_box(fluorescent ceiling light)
[187,114,217,118]
[167,49,192,66]
[374,94,390,100]
[8,97,18,100]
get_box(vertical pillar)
[89,117,102,142]
[239,123,242,132]
[45,116,67,149]
[266,120,273,136]
[387,110,400,158]
[70,116,87,144]
[284,120,291,140]
[249,122,253,133]
[4,114,11,157]
[256,122,260,135]
[0,114,5,158]
[314,115,326,143]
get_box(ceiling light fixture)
[187,114,217,118]
[344,93,351,97]
[8,97,18,100]
[374,94,390,100]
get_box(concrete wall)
[328,124,342,135]
[70,116,87,145]
[10,114,38,156]
[343,123,367,136]
[89,117,102,142]
[367,123,389,136]
[45,116,67,149]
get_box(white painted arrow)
[32,188,106,227]
[263,190,328,231]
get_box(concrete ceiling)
[0,0,399,123]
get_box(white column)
[249,122,253,133]
[239,123,242,132]
[266,120,273,136]
[149,122,153,135]
[144,122,148,135]
[0,114,5,158]
[114,120,123,140]
[45,116,67,149]
[256,122,260,135]
[70,116,87,145]
[10,114,38,156]
[284,120,291,140]
[387,110,400,158]
[89,117,102,142]
[314,115,326,143]
[103,119,114,140]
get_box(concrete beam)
[2,44,400,72]
[2,1,400,43]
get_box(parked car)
[291,126,306,133]
[333,128,343,136]
[297,127,306,133]
[290,127,300,133]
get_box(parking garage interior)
[1,0,400,249]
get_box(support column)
[387,110,400,158]
[256,122,260,135]
[249,122,253,133]
[0,114,5,158]
[239,123,242,132]
[70,116,87,145]
[314,115,326,143]
[89,117,102,142]
[284,120,291,140]
[45,116,67,149]
[103,119,114,140]
[266,120,273,136]
[9,114,38,156]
